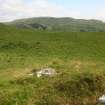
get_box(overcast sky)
[0,0,105,22]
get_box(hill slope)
[7,17,105,32]
[0,26,105,105]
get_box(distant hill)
[0,23,5,27]
[5,17,105,32]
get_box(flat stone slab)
[36,68,57,78]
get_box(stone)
[98,95,105,103]
[36,68,57,78]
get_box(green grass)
[0,26,105,105]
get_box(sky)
[0,0,105,22]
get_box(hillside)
[0,25,105,105]
[6,17,105,32]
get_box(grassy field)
[0,26,105,105]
